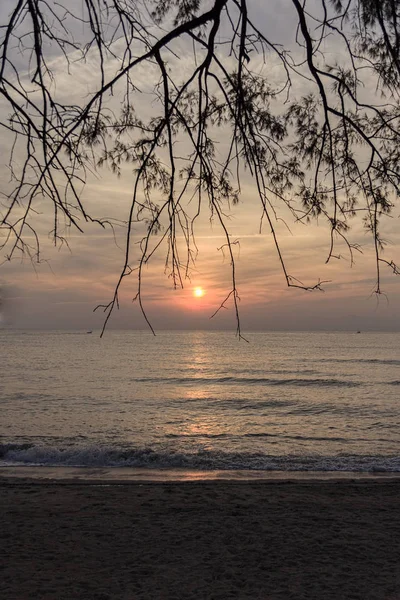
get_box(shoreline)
[2,465,400,483]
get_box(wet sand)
[1,476,400,599]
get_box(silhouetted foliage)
[1,0,399,335]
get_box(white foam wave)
[1,442,400,472]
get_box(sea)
[1,330,400,474]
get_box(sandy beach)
[1,475,400,599]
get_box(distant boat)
[86,331,93,334]
[356,330,361,334]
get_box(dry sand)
[1,477,400,599]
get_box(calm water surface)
[1,330,400,471]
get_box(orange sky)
[1,0,400,332]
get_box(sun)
[193,287,205,298]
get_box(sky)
[1,0,400,332]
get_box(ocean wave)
[133,376,360,387]
[320,358,400,366]
[1,442,399,472]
